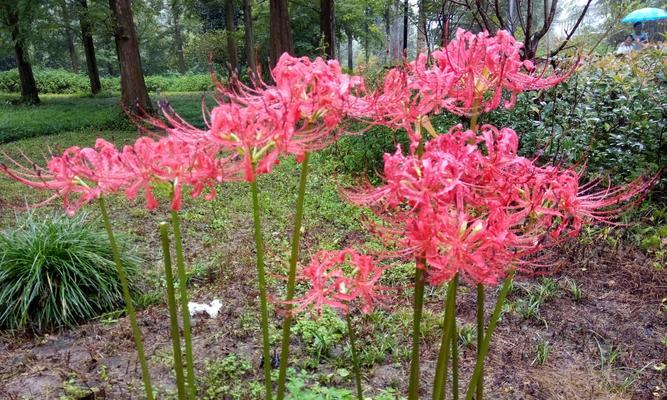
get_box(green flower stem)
[250,170,274,400]
[407,258,426,400]
[159,222,186,400]
[464,271,515,400]
[432,274,459,400]
[170,204,196,399]
[346,313,364,400]
[451,311,459,400]
[476,284,485,400]
[276,153,310,400]
[98,198,154,400]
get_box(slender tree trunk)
[8,9,39,104]
[269,0,293,66]
[402,0,408,52]
[346,28,353,70]
[243,0,257,76]
[171,0,187,74]
[364,4,370,65]
[60,0,80,73]
[416,0,426,53]
[320,0,335,59]
[109,0,152,113]
[383,6,391,64]
[79,0,102,94]
[225,0,238,74]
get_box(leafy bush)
[0,69,213,94]
[489,49,666,190]
[0,212,140,331]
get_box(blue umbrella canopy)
[621,7,667,23]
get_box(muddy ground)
[0,230,664,400]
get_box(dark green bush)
[0,69,213,94]
[0,212,141,332]
[489,49,666,190]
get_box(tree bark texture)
[269,0,293,66]
[402,0,408,52]
[7,8,40,104]
[60,0,80,73]
[79,0,102,94]
[171,0,187,74]
[346,28,353,70]
[416,0,426,53]
[243,0,257,76]
[109,0,152,113]
[225,0,238,73]
[320,0,335,59]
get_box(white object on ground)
[188,299,223,318]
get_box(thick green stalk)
[346,313,364,400]
[464,272,515,400]
[98,198,154,400]
[250,171,274,400]
[170,206,196,399]
[407,259,426,400]
[451,313,459,400]
[476,284,484,400]
[159,223,186,400]
[432,274,459,400]
[276,153,310,400]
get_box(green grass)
[0,92,217,143]
[0,211,141,331]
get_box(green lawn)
[0,92,217,143]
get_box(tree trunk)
[346,28,353,70]
[79,0,102,94]
[8,9,39,104]
[225,0,238,74]
[109,0,152,113]
[269,0,293,66]
[320,0,335,59]
[171,0,187,74]
[402,0,408,53]
[383,6,390,64]
[60,0,80,73]
[243,0,257,76]
[416,0,426,53]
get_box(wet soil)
[0,235,664,400]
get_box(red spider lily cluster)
[345,124,655,286]
[365,28,575,151]
[291,248,389,315]
[0,29,652,300]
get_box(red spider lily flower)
[345,124,653,286]
[141,53,366,182]
[434,29,575,116]
[120,135,241,211]
[0,140,126,215]
[291,249,390,316]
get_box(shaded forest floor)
[0,99,665,399]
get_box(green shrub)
[0,69,213,94]
[0,212,141,332]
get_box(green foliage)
[490,50,666,191]
[197,354,262,400]
[0,69,213,94]
[0,212,140,332]
[293,307,347,365]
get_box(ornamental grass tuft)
[0,212,140,332]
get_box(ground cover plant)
[0,30,665,400]
[0,212,140,332]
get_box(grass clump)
[0,212,141,332]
